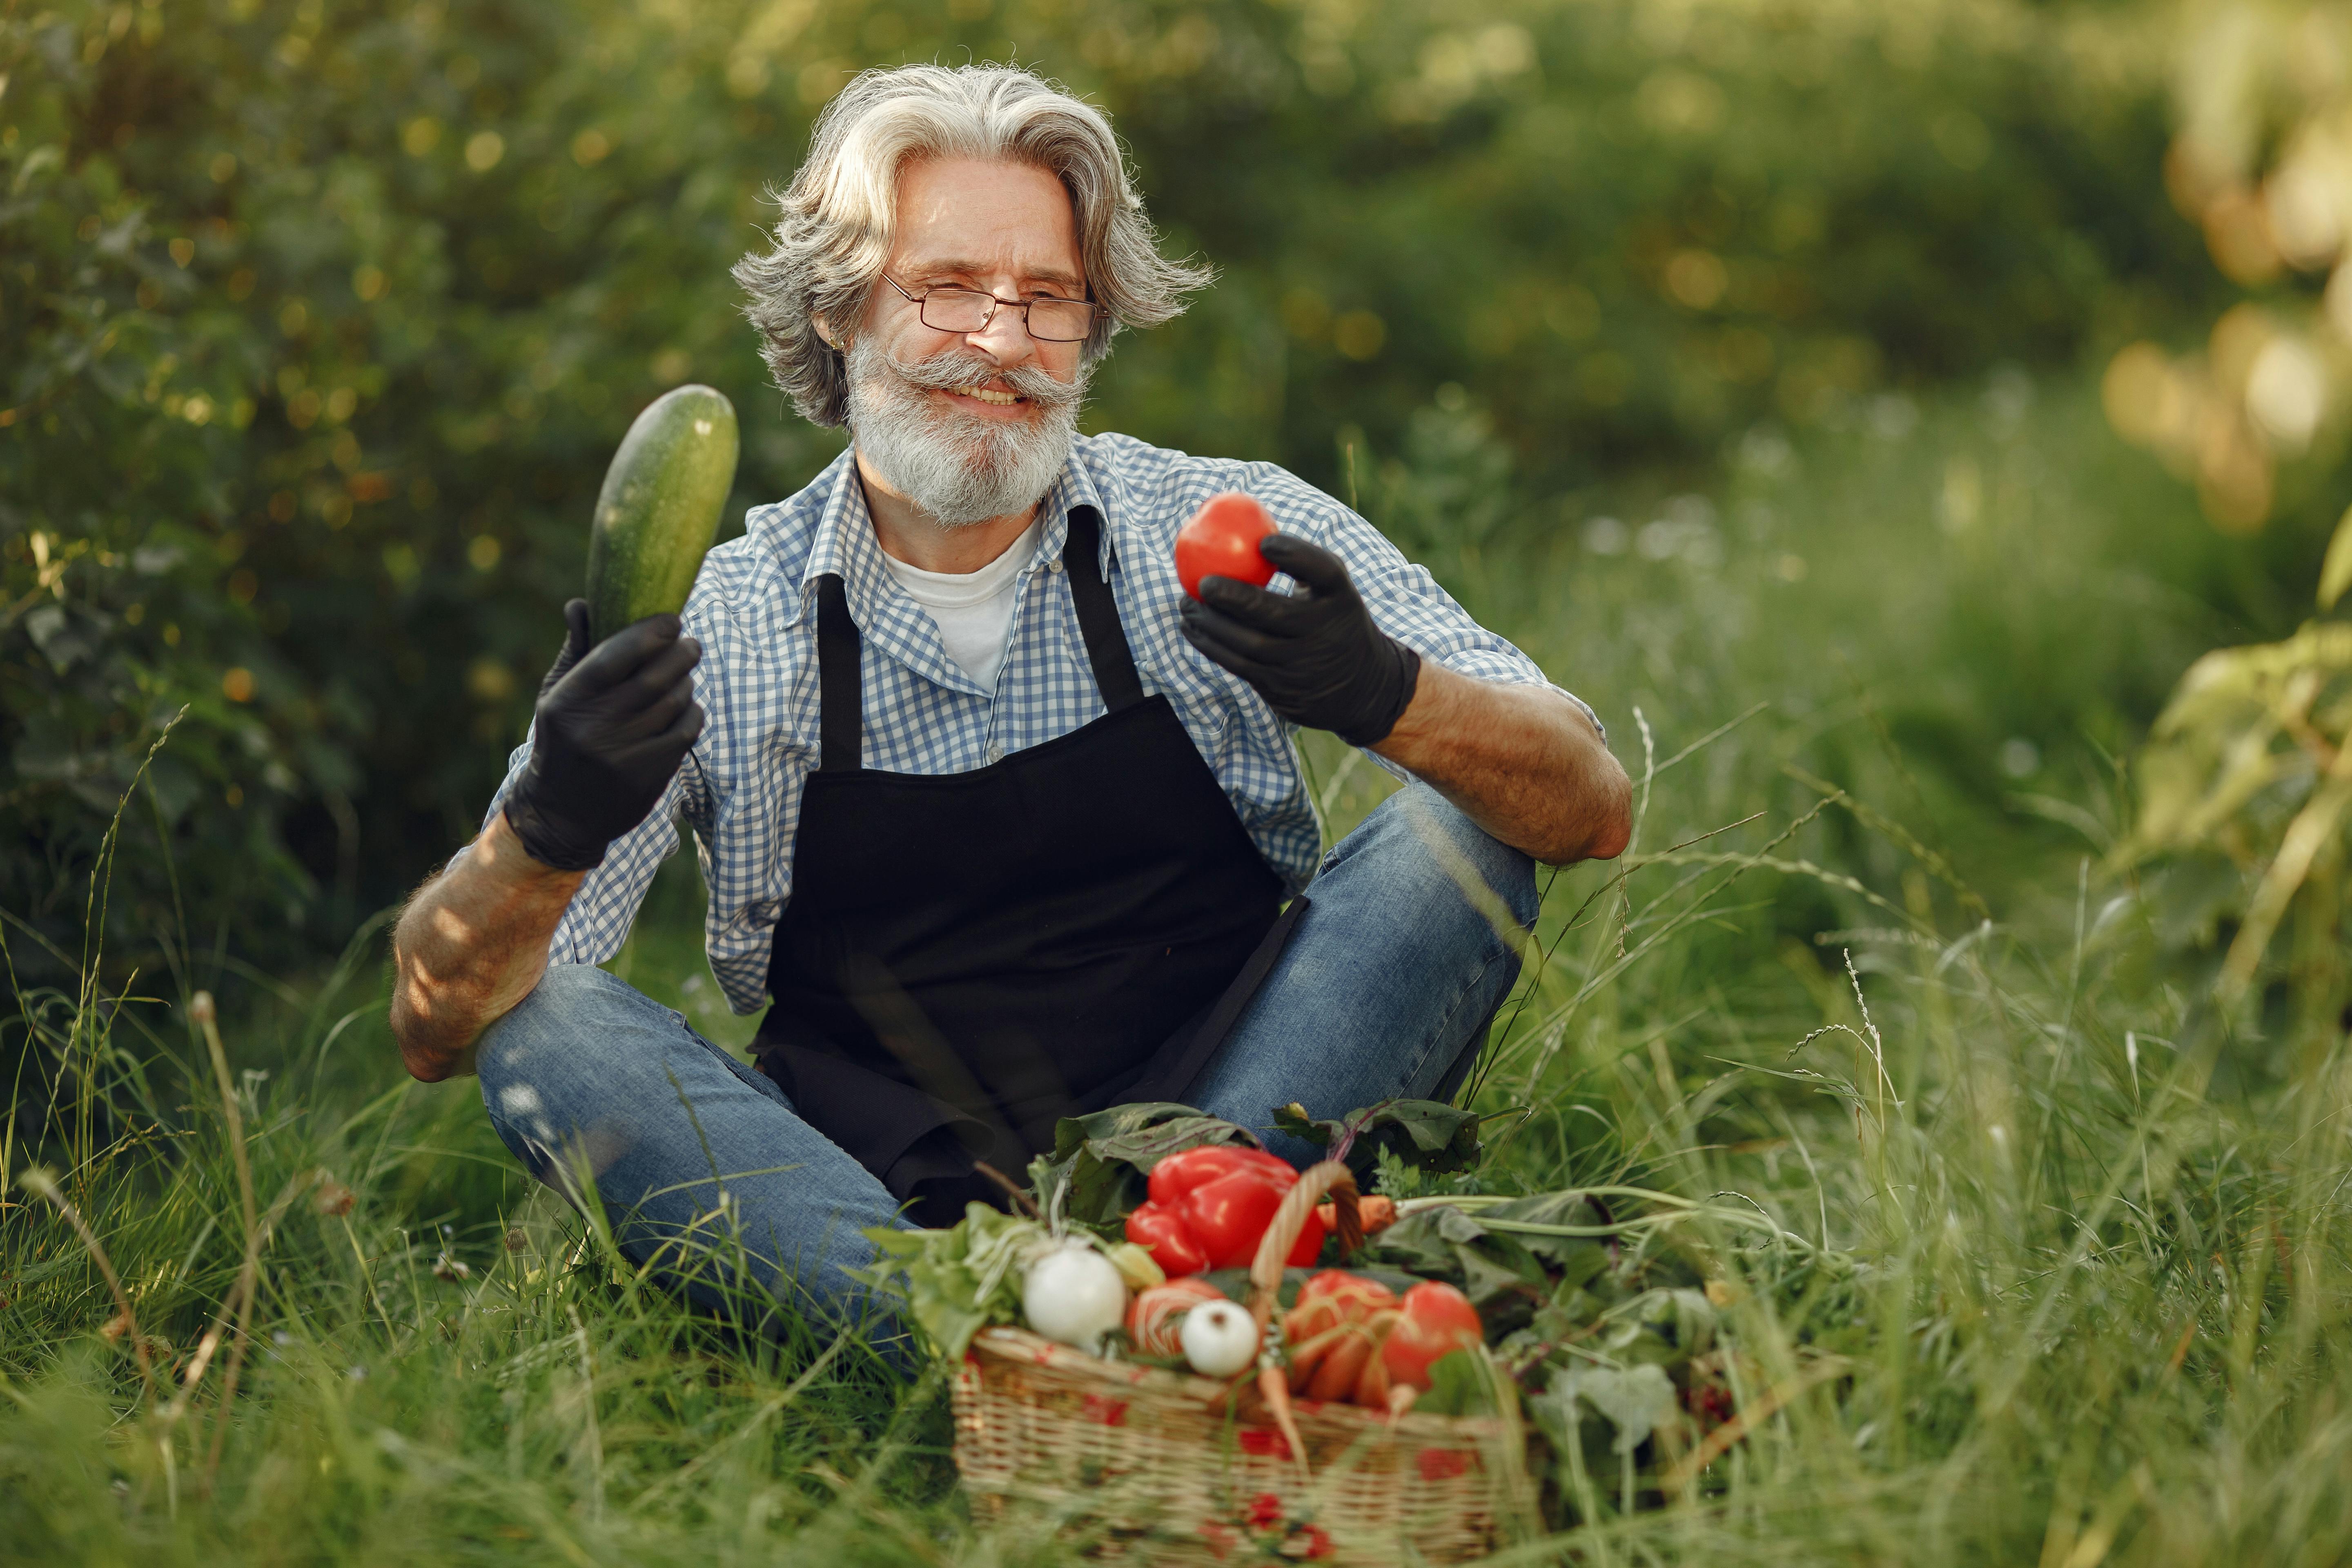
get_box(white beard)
[844,338,1089,528]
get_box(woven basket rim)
[968,1325,1521,1443]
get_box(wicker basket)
[951,1160,1538,1564]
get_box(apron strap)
[1061,506,1146,713]
[816,574,862,772]
[1121,893,1311,1107]
[817,509,1141,766]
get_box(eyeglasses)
[880,274,1104,344]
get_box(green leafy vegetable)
[1526,1362,1679,1458]
[1415,1348,1506,1418]
[1365,1192,1613,1329]
[856,1205,1054,1363]
[1596,1287,1719,1369]
[1272,1098,1483,1180]
[1479,1191,1618,1279]
[1371,1143,1489,1200]
[1371,1204,1543,1310]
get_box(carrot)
[1284,1321,1354,1394]
[1283,1270,1400,1397]
[1350,1309,1403,1410]
[1259,1360,1309,1479]
[1316,1194,1397,1236]
[1306,1327,1375,1403]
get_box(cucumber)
[584,383,739,642]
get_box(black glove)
[502,599,705,871]
[1178,534,1421,746]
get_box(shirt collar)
[795,444,1104,695]
[797,443,1110,608]
[796,448,886,619]
[1046,451,1118,579]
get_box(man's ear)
[813,315,840,351]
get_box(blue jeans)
[475,782,1536,1334]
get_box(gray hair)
[734,64,1213,428]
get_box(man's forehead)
[890,156,1084,285]
[897,252,1087,289]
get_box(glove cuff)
[501,796,609,873]
[1336,639,1421,748]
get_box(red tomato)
[1173,493,1276,600]
[1378,1281,1484,1391]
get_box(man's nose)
[964,300,1036,367]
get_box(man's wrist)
[1334,638,1421,748]
[500,793,609,873]
[392,815,581,1083]
[484,808,599,885]
[1367,657,1459,765]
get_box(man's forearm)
[390,811,588,1082]
[1370,664,1632,865]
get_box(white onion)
[1180,1299,1260,1378]
[1022,1243,1129,1354]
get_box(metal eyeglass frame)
[879,273,1105,343]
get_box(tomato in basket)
[1379,1281,1484,1391]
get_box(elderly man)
[391,63,1628,1327]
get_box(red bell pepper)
[1123,1202,1211,1277]
[1123,1145,1327,1275]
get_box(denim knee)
[1327,782,1540,935]
[475,965,679,1165]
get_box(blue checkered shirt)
[477,434,1597,1014]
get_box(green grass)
[9,368,2352,1565]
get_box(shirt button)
[985,742,1004,764]
[1047,558,1064,574]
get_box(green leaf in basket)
[1089,1114,1261,1172]
[853,1204,1052,1363]
[1477,1191,1615,1281]
[1272,1098,1484,1179]
[1048,1103,1239,1163]
[1368,1205,1550,1310]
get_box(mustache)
[875,349,1087,409]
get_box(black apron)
[753,506,1306,1224]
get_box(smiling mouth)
[948,385,1023,406]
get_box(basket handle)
[1245,1159,1361,1334]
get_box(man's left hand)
[1178,534,1421,747]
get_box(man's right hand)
[501,599,706,871]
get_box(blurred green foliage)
[0,0,2246,985]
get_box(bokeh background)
[6,0,2350,1009]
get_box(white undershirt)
[878,521,1041,691]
